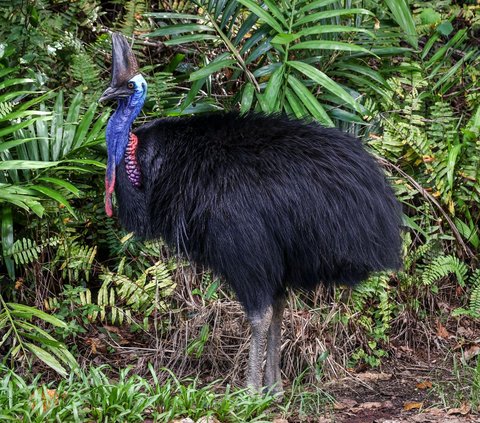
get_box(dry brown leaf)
[272,419,289,423]
[356,371,392,382]
[404,401,423,411]
[447,402,471,415]
[85,338,107,354]
[416,380,433,390]
[31,388,60,412]
[357,401,384,410]
[103,325,121,334]
[436,321,450,339]
[463,345,480,362]
[334,398,358,410]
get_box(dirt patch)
[284,366,479,423]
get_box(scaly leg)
[246,306,273,392]
[264,295,286,394]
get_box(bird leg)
[264,295,286,395]
[246,306,273,392]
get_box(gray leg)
[264,296,286,394]
[246,306,273,392]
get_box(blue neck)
[104,74,147,216]
[106,76,147,174]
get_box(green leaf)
[291,40,376,57]
[285,87,308,119]
[164,34,218,46]
[300,0,339,13]
[30,185,77,218]
[148,24,215,37]
[72,102,97,150]
[0,160,60,170]
[25,342,67,377]
[51,91,64,161]
[447,144,462,192]
[7,303,67,328]
[238,0,284,33]
[384,0,418,48]
[189,59,237,81]
[0,138,44,153]
[298,24,375,38]
[287,74,333,126]
[263,0,288,27]
[37,177,80,196]
[437,21,454,36]
[418,8,441,25]
[288,60,361,113]
[263,65,285,113]
[240,82,255,114]
[271,33,298,45]
[1,206,14,278]
[293,9,374,27]
[144,12,204,20]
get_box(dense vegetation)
[0,0,479,421]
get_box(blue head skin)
[100,33,147,216]
[103,74,147,216]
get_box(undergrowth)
[0,365,276,422]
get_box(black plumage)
[115,113,401,315]
[100,33,402,393]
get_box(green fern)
[0,101,14,119]
[422,254,469,286]
[71,52,102,92]
[116,0,150,37]
[5,237,59,267]
[95,258,176,326]
[468,269,480,315]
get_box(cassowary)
[99,33,402,394]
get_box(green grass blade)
[384,0,418,49]
[238,0,284,33]
[24,343,67,377]
[240,82,255,114]
[7,303,67,328]
[293,8,374,27]
[37,177,80,196]
[148,24,215,37]
[263,65,285,113]
[288,60,361,113]
[51,91,64,161]
[62,92,82,157]
[163,34,218,46]
[189,59,237,81]
[1,206,14,278]
[29,185,77,218]
[287,74,333,126]
[0,160,60,170]
[291,40,376,57]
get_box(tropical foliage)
[0,0,479,417]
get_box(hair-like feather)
[114,112,402,315]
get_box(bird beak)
[99,86,132,103]
[99,86,117,103]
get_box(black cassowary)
[99,33,402,393]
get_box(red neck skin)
[104,132,141,217]
[125,132,141,188]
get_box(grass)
[433,355,480,413]
[0,365,277,422]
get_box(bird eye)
[128,82,134,89]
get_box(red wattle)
[105,172,116,217]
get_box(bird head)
[100,33,147,217]
[100,33,147,104]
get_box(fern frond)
[0,101,14,119]
[422,254,468,286]
[71,52,101,91]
